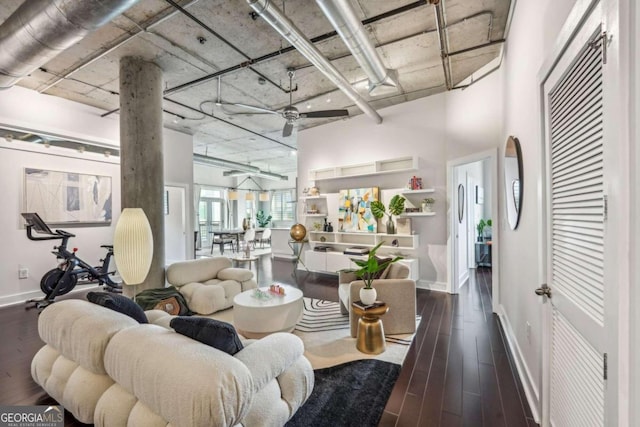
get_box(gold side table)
[352,302,389,354]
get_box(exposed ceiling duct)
[315,0,398,97]
[193,154,288,181]
[246,0,383,124]
[0,0,140,89]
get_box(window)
[270,190,294,221]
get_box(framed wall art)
[338,187,379,233]
[24,168,112,225]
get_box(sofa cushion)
[170,317,244,355]
[218,267,254,282]
[87,292,148,324]
[166,257,232,286]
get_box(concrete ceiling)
[0,0,511,175]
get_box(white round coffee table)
[233,285,304,338]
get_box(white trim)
[416,280,447,292]
[0,285,101,308]
[497,304,541,424]
[446,148,499,311]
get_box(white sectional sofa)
[31,300,314,427]
[166,257,258,315]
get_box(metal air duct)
[315,0,397,96]
[247,0,382,124]
[0,0,140,89]
[193,154,261,173]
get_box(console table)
[475,241,492,267]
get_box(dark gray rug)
[286,359,401,427]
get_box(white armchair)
[338,263,417,337]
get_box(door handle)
[534,283,552,298]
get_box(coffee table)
[233,285,304,338]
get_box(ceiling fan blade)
[300,109,349,118]
[283,121,294,137]
[232,103,280,115]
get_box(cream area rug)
[209,298,420,370]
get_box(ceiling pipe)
[223,170,288,181]
[0,0,140,89]
[315,0,397,96]
[247,0,382,124]
[433,1,452,90]
[193,154,260,173]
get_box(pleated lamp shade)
[113,208,153,286]
[259,192,270,202]
[245,192,255,201]
[228,190,238,200]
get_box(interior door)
[540,3,611,425]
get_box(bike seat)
[100,245,113,249]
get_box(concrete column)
[119,56,165,294]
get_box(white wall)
[298,72,503,290]
[0,85,194,304]
[498,0,577,418]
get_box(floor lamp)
[113,208,154,299]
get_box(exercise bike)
[22,212,122,309]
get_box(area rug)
[294,298,419,369]
[285,359,400,427]
[209,297,419,369]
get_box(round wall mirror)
[457,184,465,223]
[504,136,523,229]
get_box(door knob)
[534,284,551,298]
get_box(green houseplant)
[421,197,435,212]
[371,195,406,234]
[476,218,492,241]
[256,210,272,228]
[349,241,402,305]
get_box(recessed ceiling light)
[306,102,312,109]
[249,137,256,141]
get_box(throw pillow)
[87,291,148,324]
[170,317,244,355]
[367,257,392,280]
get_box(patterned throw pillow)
[170,317,244,355]
[87,291,148,323]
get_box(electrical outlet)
[526,321,531,343]
[18,267,29,279]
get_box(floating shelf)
[302,213,327,217]
[400,188,435,195]
[308,156,418,181]
[400,212,436,217]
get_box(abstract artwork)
[24,168,112,225]
[338,187,379,233]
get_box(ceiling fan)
[232,68,349,137]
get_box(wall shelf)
[308,156,418,181]
[400,189,435,196]
[400,212,436,217]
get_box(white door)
[540,3,613,425]
[165,186,186,263]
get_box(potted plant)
[421,197,435,213]
[349,241,402,305]
[371,195,406,234]
[256,210,272,228]
[476,218,491,242]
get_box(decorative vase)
[386,220,396,235]
[421,202,433,213]
[242,218,249,230]
[360,287,377,306]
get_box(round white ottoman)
[233,286,303,338]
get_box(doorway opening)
[447,149,499,311]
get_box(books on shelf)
[313,245,332,252]
[343,246,370,255]
[352,300,385,310]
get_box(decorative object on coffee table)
[351,301,389,354]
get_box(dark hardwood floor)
[0,255,536,426]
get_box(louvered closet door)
[543,3,607,426]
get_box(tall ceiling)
[0,0,511,175]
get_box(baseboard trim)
[0,286,101,308]
[497,305,541,423]
[417,280,448,292]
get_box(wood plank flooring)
[0,256,536,426]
